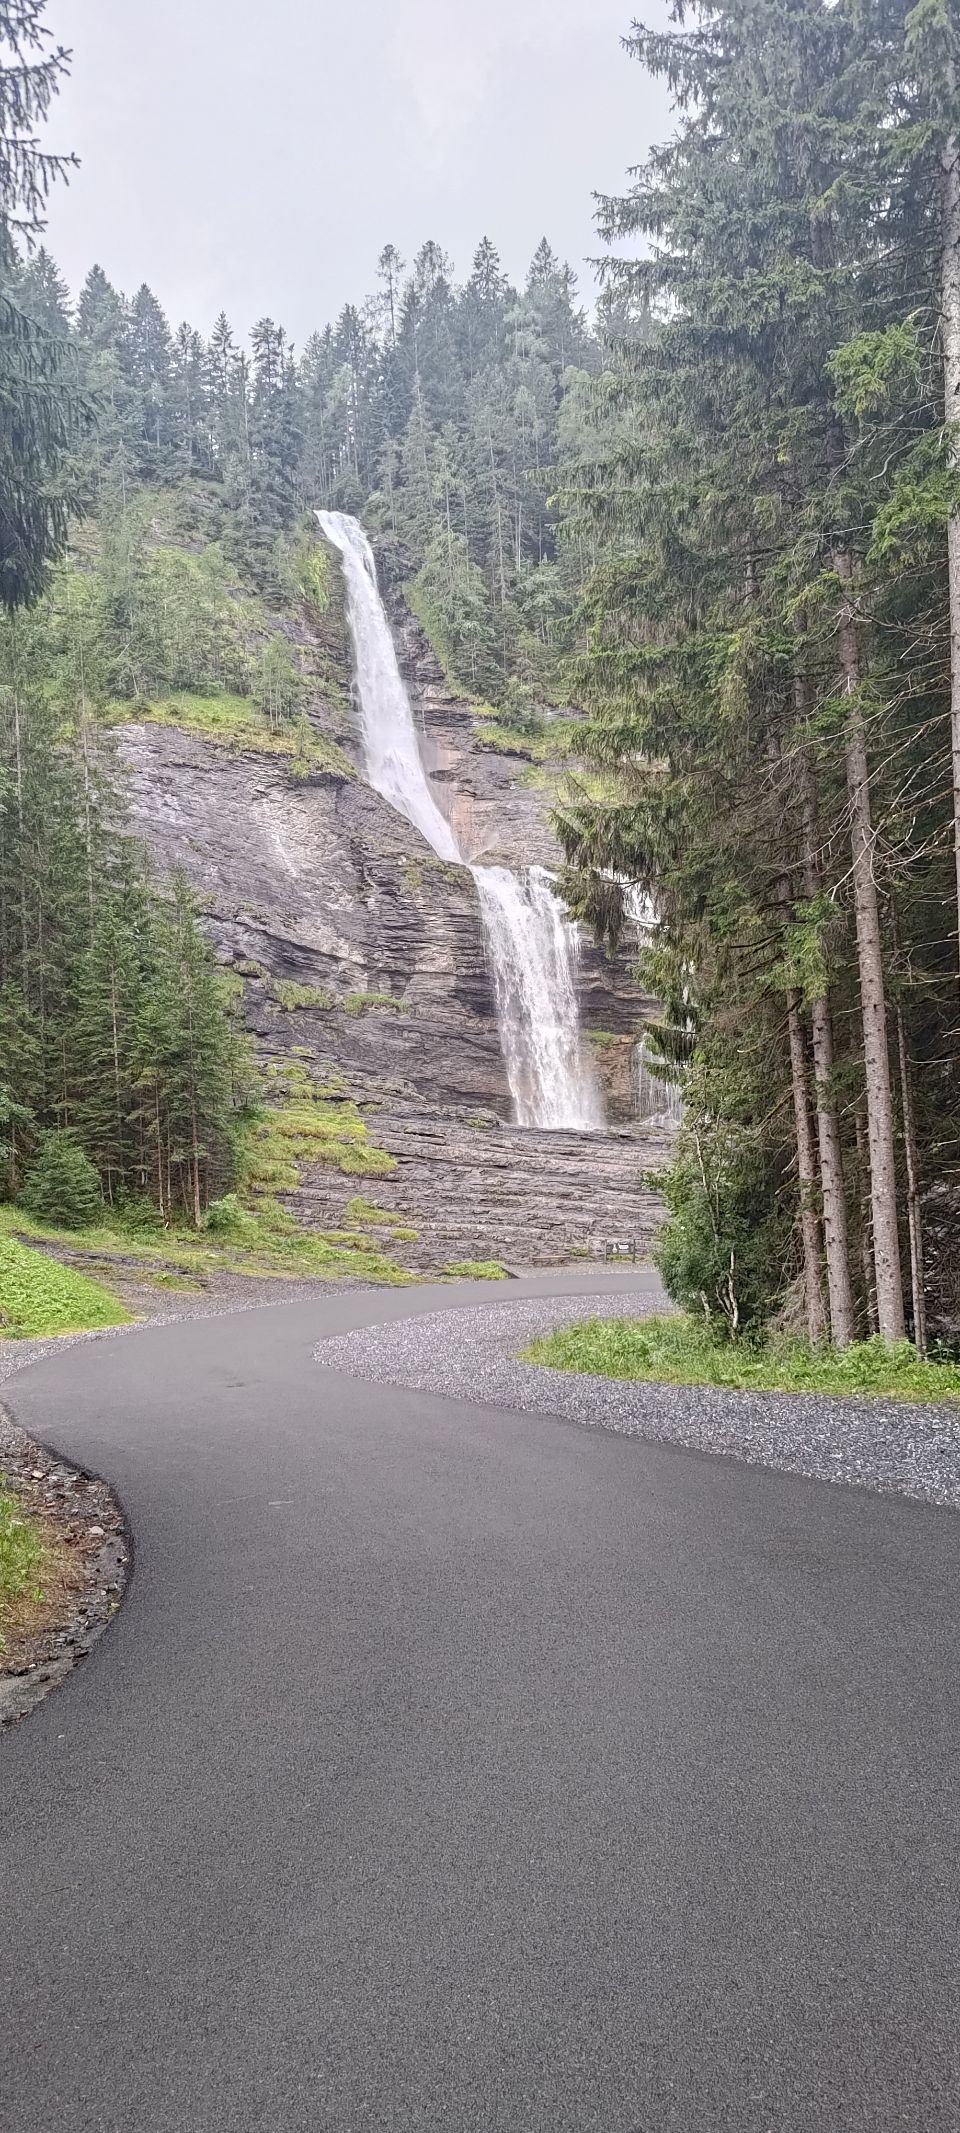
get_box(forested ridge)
[15,229,600,708]
[4,0,960,1366]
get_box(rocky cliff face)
[119,726,507,1113]
[117,561,669,1267]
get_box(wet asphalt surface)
[2,1267,959,2133]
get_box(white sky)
[41,0,672,342]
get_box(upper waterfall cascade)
[317,510,604,1132]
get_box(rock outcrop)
[117,574,670,1267]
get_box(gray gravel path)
[316,1286,960,1510]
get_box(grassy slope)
[0,1069,414,1320]
[0,1233,131,1339]
[524,1315,960,1404]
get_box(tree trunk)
[796,731,856,1346]
[786,989,828,1343]
[942,106,960,982]
[12,678,28,1001]
[155,1086,166,1227]
[854,1105,879,1337]
[191,1100,202,1228]
[833,545,905,1339]
[896,1004,927,1357]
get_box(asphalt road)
[2,1269,959,2133]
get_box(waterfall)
[472,865,604,1130]
[316,511,460,861]
[317,510,603,1132]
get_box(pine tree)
[0,0,81,604]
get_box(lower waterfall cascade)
[317,510,604,1132]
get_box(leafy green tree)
[20,1131,102,1227]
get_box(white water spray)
[317,510,603,1131]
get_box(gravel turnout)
[316,1288,960,1510]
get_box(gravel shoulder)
[316,1286,960,1510]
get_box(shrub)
[655,1060,788,1336]
[19,1135,103,1230]
[205,1193,261,1244]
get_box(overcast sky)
[41,0,672,344]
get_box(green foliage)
[204,1193,261,1244]
[342,990,408,1016]
[552,0,960,1348]
[475,710,584,762]
[0,7,82,606]
[0,1190,410,1290]
[653,1060,790,1336]
[0,1490,44,1645]
[345,1196,410,1229]
[19,1134,103,1229]
[0,1233,130,1338]
[237,1064,396,1197]
[270,980,335,1012]
[253,636,304,730]
[524,1316,960,1404]
[828,325,924,422]
[277,530,337,613]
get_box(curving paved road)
[2,1270,959,2133]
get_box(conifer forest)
[3,0,960,1363]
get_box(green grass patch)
[0,1490,44,1650]
[474,714,586,764]
[344,1198,416,1240]
[1,1191,406,1293]
[523,1315,960,1402]
[106,693,355,778]
[342,990,409,1017]
[270,980,336,1013]
[238,1097,396,1189]
[441,1259,510,1281]
[345,1197,397,1226]
[585,1030,623,1050]
[0,1233,131,1339]
[0,1067,406,1299]
[106,691,290,752]
[266,982,407,1018]
[300,732,356,779]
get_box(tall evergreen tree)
[0,0,80,604]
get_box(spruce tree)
[0,0,80,604]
